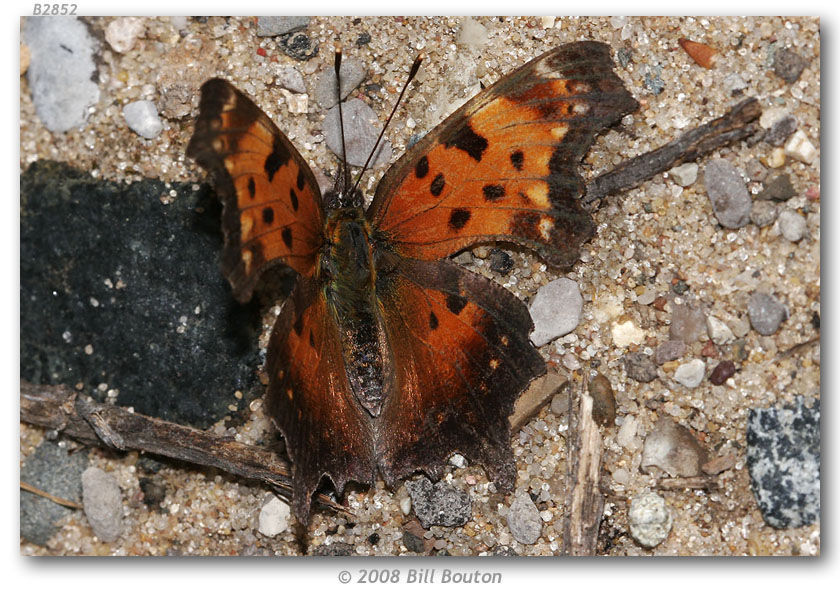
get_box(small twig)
[20,481,84,510]
[776,335,820,360]
[583,97,763,210]
[19,381,349,515]
[655,476,720,491]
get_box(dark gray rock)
[404,477,472,528]
[324,99,391,167]
[489,248,514,275]
[256,16,310,37]
[703,159,752,228]
[747,397,820,528]
[506,492,542,544]
[21,161,264,427]
[747,292,787,336]
[756,174,795,202]
[23,16,100,132]
[654,339,687,365]
[765,116,798,147]
[315,59,366,108]
[280,31,318,61]
[773,48,809,84]
[20,441,88,546]
[81,467,123,542]
[623,352,658,382]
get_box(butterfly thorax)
[321,205,392,418]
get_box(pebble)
[489,248,514,275]
[706,315,735,345]
[763,147,786,169]
[703,159,752,228]
[528,277,582,347]
[628,491,672,548]
[641,417,707,477]
[611,319,646,348]
[709,360,736,385]
[20,441,88,546]
[138,477,166,509]
[315,59,367,108]
[784,130,817,164]
[616,415,639,449]
[23,16,100,133]
[669,162,698,187]
[323,99,392,167]
[280,31,318,61]
[275,65,306,94]
[674,358,706,388]
[402,521,427,553]
[723,73,747,96]
[757,174,795,202]
[747,397,820,528]
[669,300,706,344]
[751,200,778,227]
[765,116,798,147]
[312,542,354,556]
[623,352,658,383]
[399,496,412,516]
[772,47,809,83]
[778,209,807,242]
[506,492,542,545]
[588,373,616,426]
[122,100,163,139]
[654,339,686,364]
[449,453,468,469]
[404,477,471,528]
[747,292,787,335]
[280,90,308,114]
[256,16,310,37]
[82,467,123,543]
[457,17,489,46]
[258,496,291,536]
[105,17,145,53]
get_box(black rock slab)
[21,160,264,428]
[747,396,820,529]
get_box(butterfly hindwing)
[265,276,377,522]
[375,256,546,488]
[187,79,325,302]
[368,41,638,268]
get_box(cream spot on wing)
[224,156,235,172]
[500,335,509,347]
[539,216,554,241]
[551,123,569,139]
[573,103,589,115]
[241,213,254,238]
[527,183,551,209]
[222,97,237,113]
[489,358,500,370]
[242,249,253,272]
[286,388,293,399]
[213,139,225,153]
[570,81,591,94]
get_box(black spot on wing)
[262,207,275,224]
[482,184,505,202]
[247,177,256,198]
[510,150,524,171]
[282,226,293,249]
[415,155,429,179]
[309,330,316,348]
[444,122,488,162]
[264,138,291,182]
[445,293,468,316]
[296,169,305,191]
[293,315,303,336]
[429,311,439,331]
[430,173,445,197]
[290,188,299,211]
[448,208,471,231]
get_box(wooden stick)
[20,481,83,510]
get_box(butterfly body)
[187,41,639,522]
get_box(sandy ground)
[20,16,820,557]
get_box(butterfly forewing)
[368,41,638,268]
[187,79,325,302]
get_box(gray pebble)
[757,174,795,202]
[122,100,163,139]
[506,492,542,545]
[747,397,820,528]
[751,200,778,227]
[628,491,672,548]
[315,59,366,109]
[457,17,489,46]
[20,441,88,546]
[623,351,658,382]
[529,277,583,347]
[404,477,471,528]
[669,162,698,187]
[669,301,706,344]
[723,73,748,96]
[643,63,665,95]
[673,358,706,388]
[748,292,787,335]
[24,17,100,133]
[703,159,752,228]
[82,467,123,542]
[773,47,809,84]
[275,65,306,94]
[641,417,708,477]
[765,115,798,147]
[654,339,686,365]
[778,209,806,242]
[324,99,391,167]
[256,16,310,37]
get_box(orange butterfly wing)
[187,79,325,302]
[367,41,638,267]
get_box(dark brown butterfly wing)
[187,79,325,302]
[367,41,638,268]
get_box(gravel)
[528,277,583,346]
[747,292,787,335]
[623,352,658,382]
[772,47,809,83]
[82,467,123,543]
[778,209,807,242]
[703,159,752,228]
[404,477,471,528]
[315,59,367,108]
[506,492,542,545]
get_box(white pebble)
[628,491,672,548]
[669,162,698,187]
[105,17,145,53]
[784,131,817,164]
[400,496,412,516]
[674,359,706,388]
[611,319,646,348]
[258,496,291,537]
[706,315,735,345]
[122,100,163,139]
[778,209,807,242]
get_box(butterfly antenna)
[334,47,351,196]
[350,53,424,198]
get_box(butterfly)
[187,41,638,524]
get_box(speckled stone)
[628,491,672,548]
[748,292,787,335]
[703,159,752,228]
[764,115,798,147]
[778,209,807,242]
[772,47,809,83]
[82,467,123,543]
[506,492,542,545]
[529,277,583,347]
[751,200,778,227]
[324,98,391,167]
[404,477,471,528]
[280,31,318,61]
[654,340,687,365]
[623,352,658,382]
[747,397,820,529]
